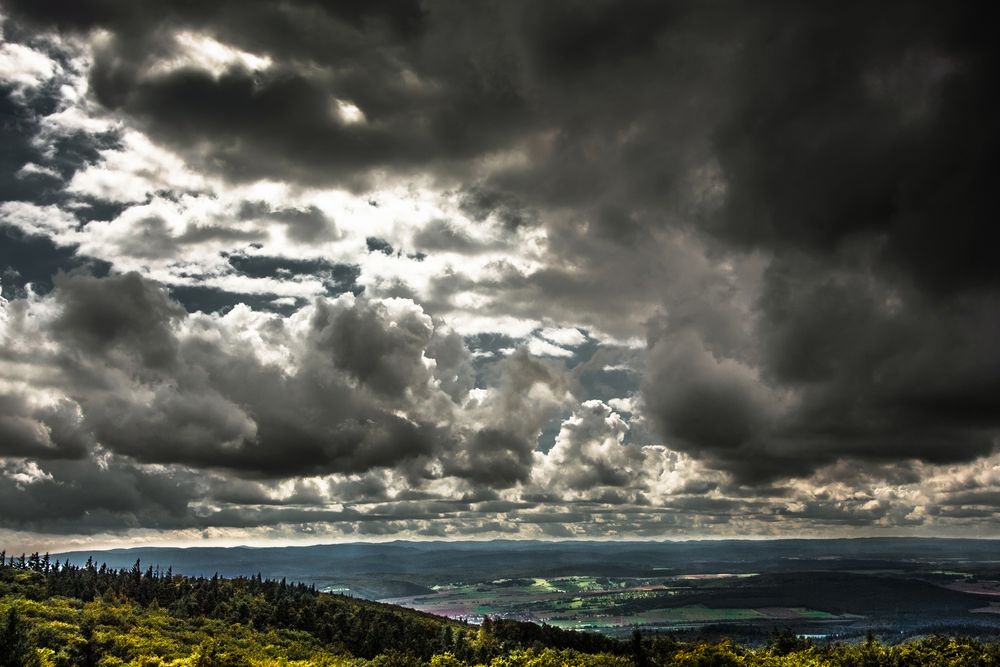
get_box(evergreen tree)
[0,606,39,667]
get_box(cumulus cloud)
[0,391,91,460]
[0,40,59,93]
[0,0,997,544]
[0,273,591,533]
[533,401,640,492]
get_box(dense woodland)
[2,551,1000,666]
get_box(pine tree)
[0,606,40,667]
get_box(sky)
[0,1,997,552]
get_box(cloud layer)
[0,0,998,548]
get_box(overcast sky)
[0,1,997,552]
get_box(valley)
[56,538,1000,642]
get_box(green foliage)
[2,554,1000,666]
[0,604,41,667]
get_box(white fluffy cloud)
[0,40,59,92]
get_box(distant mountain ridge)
[52,538,1000,590]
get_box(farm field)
[56,540,1000,641]
[382,575,860,635]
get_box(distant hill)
[53,538,1000,588]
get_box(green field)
[385,575,856,634]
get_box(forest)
[3,551,1000,666]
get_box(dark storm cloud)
[0,456,195,532]
[0,392,91,459]
[760,259,1000,456]
[426,329,476,402]
[53,271,185,369]
[412,219,491,254]
[365,236,394,255]
[310,296,433,399]
[709,4,1000,294]
[6,273,463,484]
[2,0,999,537]
[1,0,528,187]
[458,185,536,231]
[643,328,777,479]
[643,250,1000,483]
[5,0,689,191]
[0,455,387,533]
[443,427,533,488]
[628,3,998,482]
[9,0,995,275]
[327,474,389,504]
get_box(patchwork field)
[57,540,1000,641]
[382,575,859,634]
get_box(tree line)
[0,550,621,665]
[3,550,1000,666]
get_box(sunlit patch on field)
[383,576,859,634]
